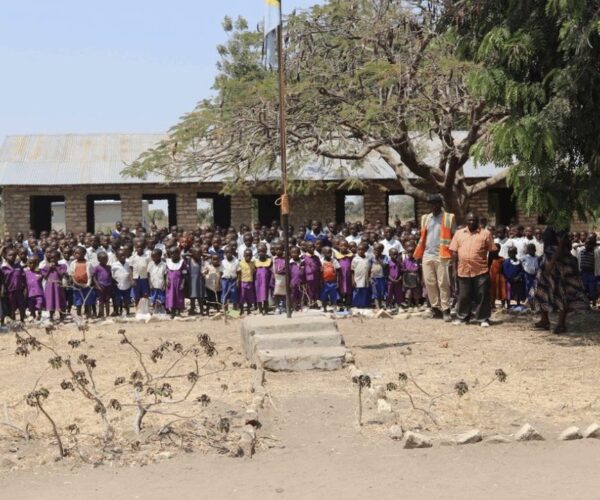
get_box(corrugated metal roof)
[0,133,506,186]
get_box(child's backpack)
[322,261,337,282]
[403,271,418,289]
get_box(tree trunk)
[442,189,468,226]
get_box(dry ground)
[1,310,600,499]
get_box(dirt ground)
[1,310,600,499]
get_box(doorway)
[143,194,177,229]
[197,193,232,229]
[488,188,517,226]
[30,196,65,234]
[86,195,122,233]
[253,195,279,227]
[335,191,364,224]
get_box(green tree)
[125,1,511,223]
[447,0,600,227]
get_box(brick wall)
[363,185,387,223]
[4,180,595,235]
[230,191,252,229]
[290,191,336,228]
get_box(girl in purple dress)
[41,250,67,321]
[272,244,287,313]
[254,244,272,315]
[25,256,44,320]
[302,242,321,307]
[165,247,187,317]
[401,243,421,308]
[290,246,305,311]
[92,251,114,319]
[387,248,404,308]
[2,248,26,321]
[336,240,354,310]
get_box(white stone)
[244,410,259,424]
[485,435,511,444]
[403,431,433,449]
[377,399,392,413]
[389,425,403,440]
[456,429,482,445]
[515,423,544,442]
[344,351,355,364]
[583,423,600,439]
[558,426,583,441]
[156,451,175,460]
[373,384,387,400]
[349,366,363,379]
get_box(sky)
[0,0,323,145]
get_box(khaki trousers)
[422,256,452,311]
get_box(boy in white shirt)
[129,240,150,305]
[147,249,167,313]
[111,250,133,316]
[221,246,240,311]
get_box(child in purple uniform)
[2,248,26,321]
[165,247,187,317]
[402,243,421,308]
[272,244,287,313]
[25,256,44,320]
[336,240,354,310]
[93,251,113,318]
[289,246,305,311]
[254,244,272,315]
[303,242,321,308]
[387,248,404,308]
[41,250,66,321]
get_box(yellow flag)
[265,0,280,6]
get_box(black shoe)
[423,308,443,319]
[443,309,452,322]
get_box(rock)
[156,451,175,460]
[437,436,456,447]
[372,384,387,400]
[377,399,392,413]
[558,426,583,441]
[456,429,482,445]
[389,425,403,440]
[8,446,18,453]
[485,434,511,444]
[344,351,355,365]
[583,423,600,439]
[403,431,433,449]
[245,409,259,425]
[515,423,544,442]
[349,366,363,379]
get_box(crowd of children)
[0,219,596,322]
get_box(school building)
[0,133,553,235]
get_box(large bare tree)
[125,0,509,223]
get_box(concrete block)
[256,346,347,372]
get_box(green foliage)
[450,0,600,227]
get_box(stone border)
[233,368,267,458]
[345,362,600,448]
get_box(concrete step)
[256,346,347,372]
[241,315,338,358]
[249,331,344,363]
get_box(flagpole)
[276,0,292,318]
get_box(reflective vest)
[414,211,455,260]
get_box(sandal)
[553,325,567,335]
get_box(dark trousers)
[456,273,491,322]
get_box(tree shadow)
[352,341,416,350]
[535,311,600,347]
